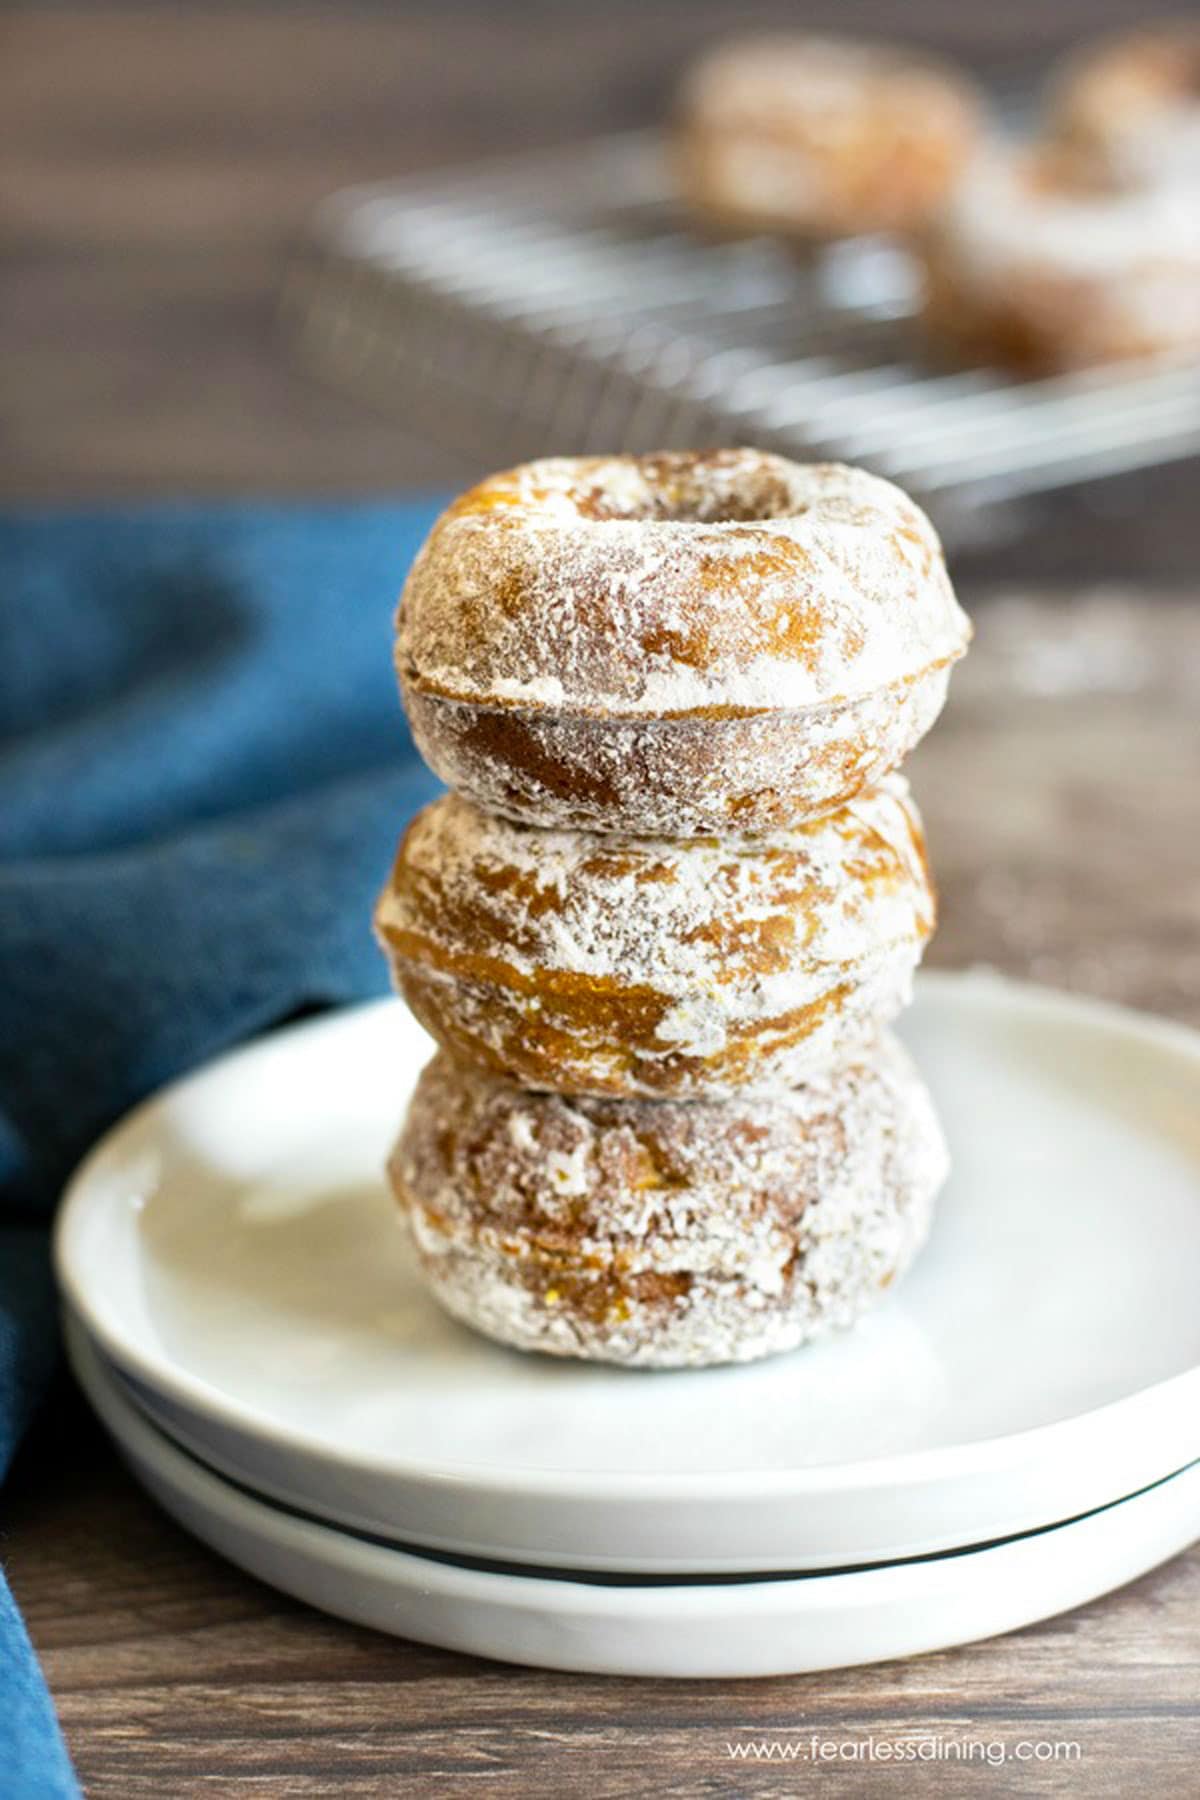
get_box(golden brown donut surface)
[396,450,970,835]
[389,1035,948,1367]
[374,776,934,1099]
[674,34,981,240]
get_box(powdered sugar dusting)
[384,450,962,1366]
[406,663,952,836]
[390,1033,948,1368]
[375,778,934,1096]
[396,453,970,718]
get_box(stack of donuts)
[376,448,971,1367]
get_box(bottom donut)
[388,1034,948,1369]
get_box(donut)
[674,34,980,241]
[389,1034,948,1368]
[1047,23,1200,190]
[924,146,1200,372]
[396,451,971,837]
[374,775,934,1100]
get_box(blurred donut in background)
[922,144,1200,373]
[1046,21,1200,190]
[674,34,982,241]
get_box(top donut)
[397,450,970,836]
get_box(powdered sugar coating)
[374,776,934,1098]
[405,662,951,835]
[389,1033,948,1368]
[396,453,970,719]
[675,35,980,239]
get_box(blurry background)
[4,0,1198,580]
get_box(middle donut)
[375,777,934,1099]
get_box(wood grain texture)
[8,1416,1200,1800]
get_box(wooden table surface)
[4,6,1200,1795]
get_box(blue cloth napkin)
[0,500,446,1796]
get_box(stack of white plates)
[56,972,1200,1677]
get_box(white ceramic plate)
[67,1316,1200,1679]
[56,971,1200,1573]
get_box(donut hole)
[572,452,803,526]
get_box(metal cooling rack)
[286,131,1200,532]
